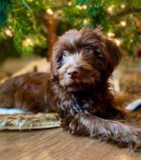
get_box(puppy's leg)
[0,76,36,112]
[0,76,21,109]
[68,112,141,151]
[0,89,14,109]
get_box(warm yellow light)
[27,38,31,43]
[130,39,133,43]
[68,2,72,6]
[120,21,126,26]
[4,29,12,37]
[76,5,82,10]
[107,7,113,13]
[121,4,125,8]
[23,38,34,47]
[115,39,120,46]
[82,5,87,9]
[6,30,11,35]
[46,9,53,15]
[107,32,115,37]
[83,19,88,25]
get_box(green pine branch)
[0,0,141,57]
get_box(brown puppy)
[0,27,141,151]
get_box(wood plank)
[0,128,141,160]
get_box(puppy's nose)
[67,68,79,78]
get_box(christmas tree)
[0,0,141,58]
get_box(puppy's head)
[51,26,122,92]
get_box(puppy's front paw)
[68,115,87,135]
[68,118,79,135]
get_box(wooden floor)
[0,128,141,160]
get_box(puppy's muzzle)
[67,68,80,79]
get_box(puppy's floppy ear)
[94,25,103,35]
[50,53,59,81]
[105,38,122,78]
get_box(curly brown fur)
[119,72,141,95]
[1,26,141,151]
[115,92,141,109]
[115,72,141,112]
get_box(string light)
[23,38,33,47]
[27,38,31,43]
[83,19,88,25]
[107,32,115,37]
[68,2,72,6]
[120,21,126,26]
[107,6,113,13]
[114,39,121,46]
[46,9,53,15]
[121,4,125,8]
[82,5,87,9]
[4,29,12,37]
[76,5,82,10]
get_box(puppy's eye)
[85,48,93,54]
[63,51,68,59]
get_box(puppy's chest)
[58,92,104,116]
